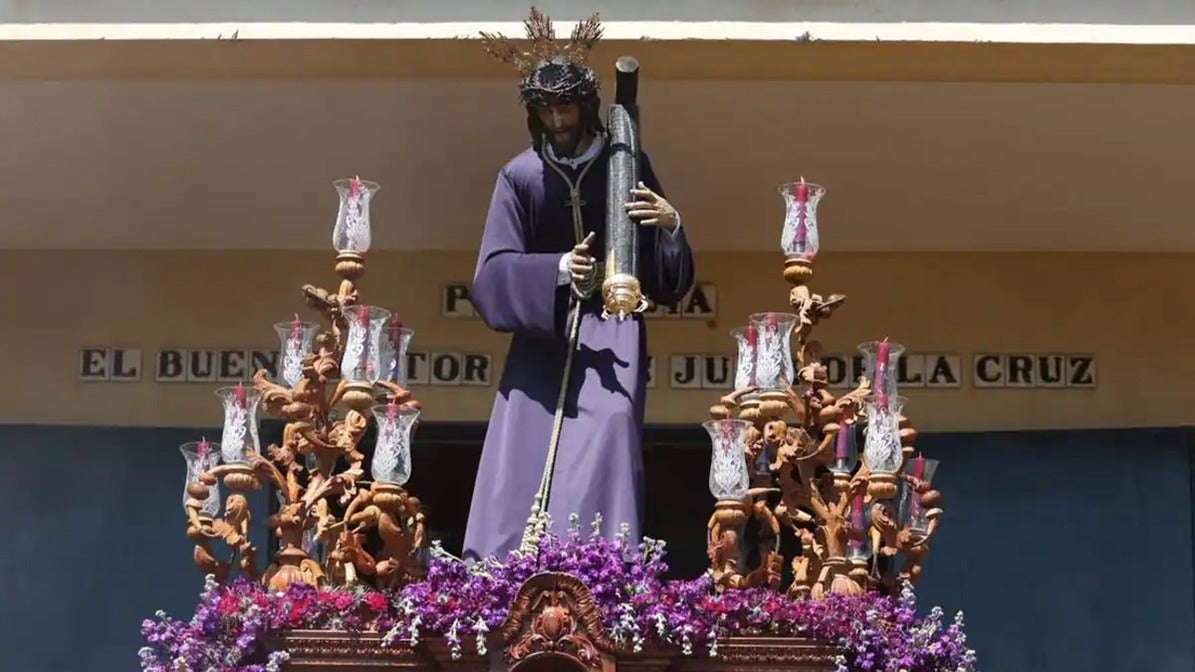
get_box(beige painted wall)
[2,250,1191,432]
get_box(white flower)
[265,651,290,672]
[474,617,489,657]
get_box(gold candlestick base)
[601,273,645,320]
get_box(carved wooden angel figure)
[787,274,846,343]
[806,464,870,596]
[794,342,841,429]
[183,481,230,582]
[706,503,746,590]
[772,425,819,541]
[745,490,784,589]
[326,530,377,586]
[345,485,425,589]
[898,475,943,585]
[261,500,326,591]
[236,452,321,591]
[404,496,427,558]
[756,418,786,470]
[206,491,260,580]
[867,483,943,589]
[299,411,368,510]
[788,526,824,599]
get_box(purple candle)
[875,338,891,409]
[835,422,850,461]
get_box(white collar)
[544,132,605,169]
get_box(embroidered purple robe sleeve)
[470,170,566,338]
[638,152,696,306]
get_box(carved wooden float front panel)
[273,572,837,672]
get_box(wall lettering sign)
[668,354,734,390]
[79,349,1095,390]
[821,353,964,390]
[81,348,492,387]
[644,283,718,319]
[154,348,280,383]
[442,282,718,319]
[78,347,144,382]
[970,353,1096,389]
[441,283,476,318]
[405,351,492,387]
[685,352,1094,391]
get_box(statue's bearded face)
[536,101,585,157]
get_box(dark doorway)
[406,422,711,580]
[266,421,712,579]
[640,424,712,580]
[404,423,487,556]
[409,422,711,579]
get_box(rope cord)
[517,151,599,554]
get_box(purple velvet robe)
[462,145,695,562]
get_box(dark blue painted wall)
[0,425,270,672]
[912,428,1194,672]
[0,424,1190,672]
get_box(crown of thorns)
[480,7,604,105]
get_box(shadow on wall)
[0,424,1190,672]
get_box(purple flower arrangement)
[140,516,977,672]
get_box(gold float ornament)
[178,176,430,593]
[703,179,945,599]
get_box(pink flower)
[364,593,388,613]
[288,599,311,627]
[218,595,240,616]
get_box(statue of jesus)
[462,9,695,562]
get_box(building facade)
[1,2,1193,671]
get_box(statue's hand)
[625,182,678,231]
[567,231,597,284]
[567,231,602,299]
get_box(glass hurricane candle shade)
[846,537,871,562]
[179,441,221,517]
[703,419,752,501]
[898,457,940,537]
[858,340,905,410]
[730,326,759,393]
[340,305,391,386]
[778,180,824,260]
[332,178,379,254]
[274,319,320,388]
[747,313,797,393]
[216,385,262,465]
[378,317,414,387]
[846,492,871,562]
[371,403,420,485]
[831,420,859,475]
[862,394,907,479]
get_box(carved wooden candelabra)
[179,177,430,593]
[704,179,945,599]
